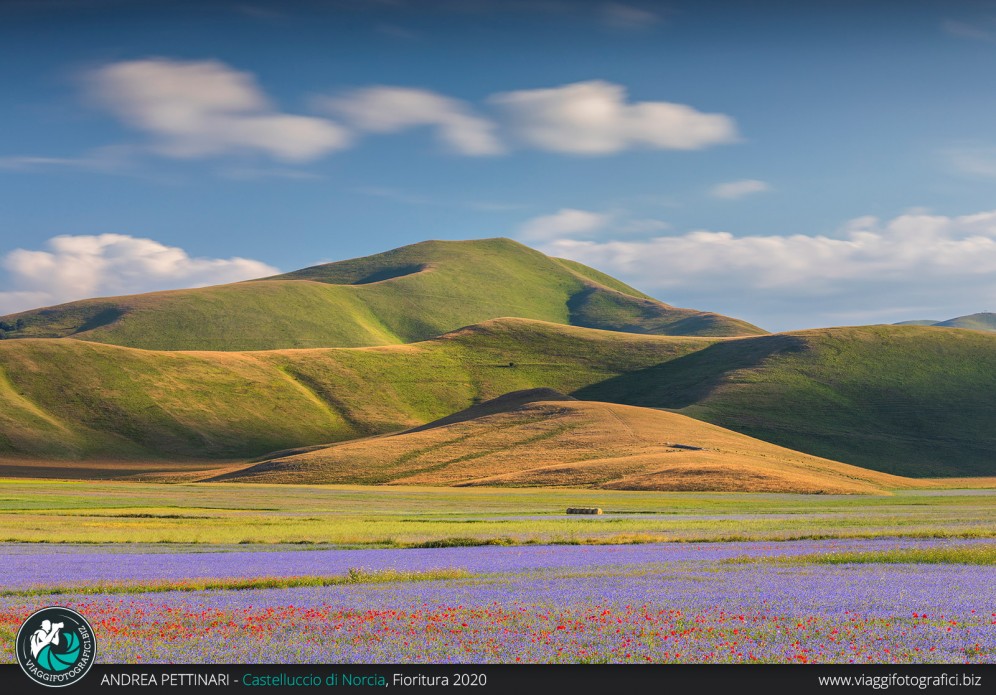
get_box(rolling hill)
[0,319,713,460]
[214,388,914,494]
[0,319,993,478]
[893,313,996,332]
[934,312,996,331]
[0,238,765,350]
[578,325,996,477]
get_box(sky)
[2,0,996,331]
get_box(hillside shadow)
[575,334,807,409]
[353,264,428,285]
[566,286,659,332]
[74,306,126,334]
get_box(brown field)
[0,457,243,481]
[214,389,923,494]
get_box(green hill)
[893,313,996,332]
[0,320,713,460]
[933,312,996,332]
[0,238,765,350]
[578,325,996,477]
[0,320,993,478]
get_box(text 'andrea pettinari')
[100,673,231,686]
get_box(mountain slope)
[214,389,915,494]
[893,313,996,332]
[578,325,996,477]
[0,320,713,460]
[0,320,992,478]
[0,238,765,350]
[933,312,996,332]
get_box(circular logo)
[15,607,96,688]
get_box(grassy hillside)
[893,313,996,332]
[578,325,996,477]
[934,312,996,332]
[0,319,992,478]
[217,388,914,494]
[0,320,713,460]
[0,238,765,350]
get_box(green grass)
[726,544,996,566]
[0,479,992,545]
[1,240,990,480]
[1,568,472,597]
[2,320,993,477]
[933,312,996,332]
[893,314,996,331]
[0,320,712,459]
[579,325,996,477]
[1,238,764,350]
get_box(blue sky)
[2,0,996,331]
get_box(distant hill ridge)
[579,324,996,477]
[894,312,996,332]
[0,238,765,350]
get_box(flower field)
[1,539,993,664]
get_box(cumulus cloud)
[710,179,770,199]
[316,86,503,155]
[0,234,278,314]
[76,60,739,162]
[518,208,610,241]
[530,209,996,331]
[86,59,350,161]
[491,80,739,154]
[69,59,742,164]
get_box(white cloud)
[529,209,996,331]
[76,61,740,162]
[317,86,503,156]
[518,209,671,241]
[518,208,610,241]
[0,234,278,314]
[710,179,771,199]
[491,80,739,154]
[86,59,350,162]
